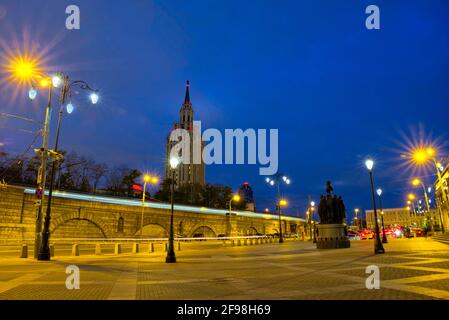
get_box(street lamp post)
[265,174,290,243]
[408,194,417,226]
[365,159,385,254]
[354,208,360,230]
[139,175,158,239]
[166,157,179,263]
[376,188,388,244]
[307,195,312,241]
[412,178,433,232]
[227,194,240,237]
[306,210,312,241]
[33,81,53,259]
[310,200,316,243]
[6,56,54,258]
[38,74,98,261]
[278,199,288,243]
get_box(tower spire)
[183,80,191,107]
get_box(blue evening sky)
[1,0,448,219]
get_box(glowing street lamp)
[66,103,74,114]
[228,194,240,215]
[90,92,99,104]
[166,157,180,263]
[7,55,41,85]
[28,88,38,100]
[140,174,159,238]
[52,74,62,88]
[279,199,288,207]
[364,158,385,254]
[39,78,50,88]
[13,60,35,79]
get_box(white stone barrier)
[72,244,79,256]
[95,243,102,255]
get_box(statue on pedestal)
[316,181,350,249]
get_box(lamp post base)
[375,240,385,254]
[38,233,51,261]
[37,253,51,261]
[165,252,176,263]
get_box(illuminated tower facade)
[164,81,205,187]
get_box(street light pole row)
[405,147,447,233]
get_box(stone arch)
[189,225,217,238]
[247,226,259,235]
[50,211,109,238]
[134,223,168,238]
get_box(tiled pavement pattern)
[0,238,449,300]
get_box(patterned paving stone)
[301,288,436,300]
[413,279,449,292]
[359,255,414,265]
[0,284,114,300]
[137,281,241,300]
[1,238,449,300]
[412,261,449,270]
[335,266,438,280]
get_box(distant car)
[389,228,403,238]
[347,230,361,240]
[412,228,426,237]
[359,230,374,240]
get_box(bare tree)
[91,163,108,193]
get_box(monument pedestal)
[316,224,350,249]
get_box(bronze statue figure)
[326,180,333,195]
[318,181,346,224]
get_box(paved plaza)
[0,238,449,300]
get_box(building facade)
[164,81,205,187]
[434,162,449,231]
[238,182,256,211]
[365,207,423,230]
